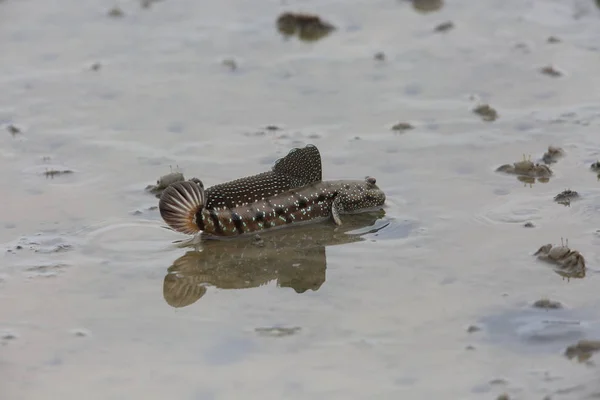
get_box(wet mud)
[3,0,600,399]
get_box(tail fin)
[159,181,205,235]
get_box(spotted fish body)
[201,144,322,210]
[158,144,386,238]
[201,178,384,237]
[160,177,385,238]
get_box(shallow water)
[3,0,600,399]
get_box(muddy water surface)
[3,0,600,399]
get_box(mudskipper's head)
[336,176,386,213]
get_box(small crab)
[534,238,586,277]
[496,154,553,178]
[542,146,565,164]
[554,189,579,206]
[145,167,186,197]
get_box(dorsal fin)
[272,144,322,185]
[203,144,322,210]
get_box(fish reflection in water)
[163,211,388,308]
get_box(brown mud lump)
[276,12,335,42]
[532,298,563,309]
[473,104,498,122]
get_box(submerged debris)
[1,331,18,343]
[255,326,301,337]
[496,155,553,178]
[70,328,90,337]
[534,239,586,278]
[542,146,565,164]
[276,12,335,42]
[140,0,162,8]
[90,62,102,71]
[221,58,237,71]
[107,6,124,18]
[547,36,561,43]
[466,325,481,333]
[25,263,70,278]
[565,340,600,362]
[7,124,21,136]
[554,189,579,206]
[146,170,185,197]
[532,298,563,309]
[391,122,414,132]
[374,51,386,61]
[591,161,600,172]
[473,104,498,122]
[540,65,563,77]
[131,205,158,216]
[523,222,535,228]
[252,234,265,247]
[513,42,530,54]
[44,169,74,178]
[434,21,454,32]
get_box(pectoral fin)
[331,201,342,226]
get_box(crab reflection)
[163,211,388,308]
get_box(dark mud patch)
[374,52,386,61]
[1,330,18,344]
[107,6,124,18]
[221,58,238,71]
[540,65,563,78]
[433,21,454,33]
[409,0,444,13]
[44,169,74,178]
[140,0,163,9]
[69,328,91,337]
[391,122,415,132]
